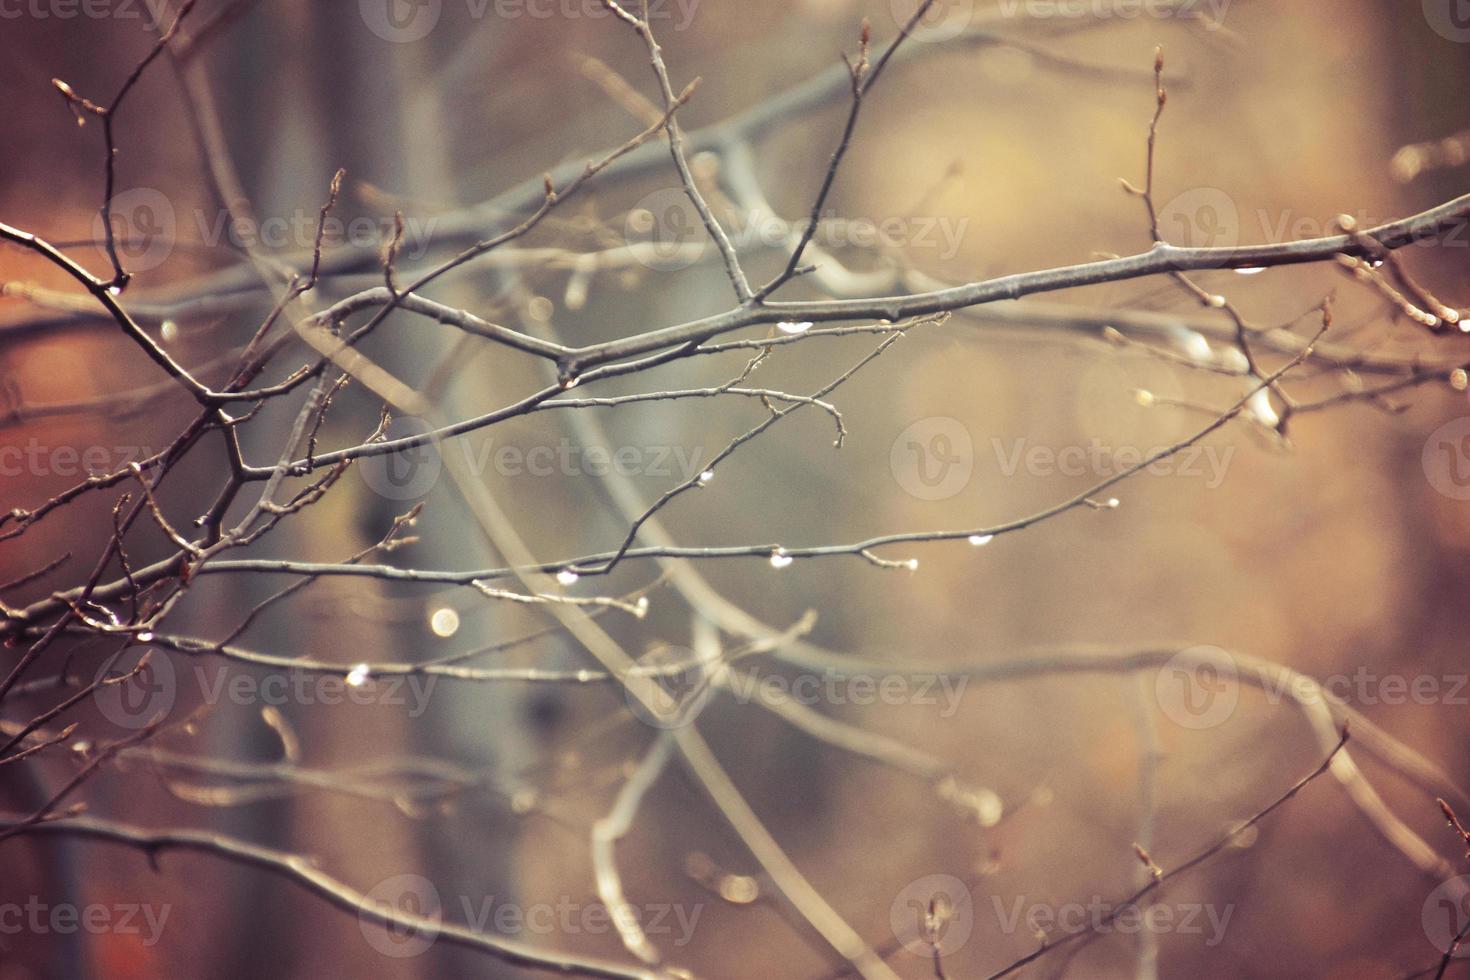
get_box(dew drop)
[345,663,371,688]
[1105,497,1121,509]
[777,320,813,335]
[1230,824,1260,849]
[1134,388,1155,408]
[904,558,919,571]
[556,568,579,586]
[769,549,793,569]
[1247,388,1280,429]
[634,596,650,618]
[107,284,122,296]
[136,631,154,643]
[1451,369,1468,392]
[974,789,1004,828]
[160,319,178,343]
[1180,331,1213,364]
[1234,266,1266,276]
[718,875,760,904]
[429,606,461,638]
[697,469,714,486]
[1219,348,1250,373]
[968,534,994,547]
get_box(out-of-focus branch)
[0,814,664,979]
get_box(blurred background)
[2,1,1469,977]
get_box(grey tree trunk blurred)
[198,11,531,977]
